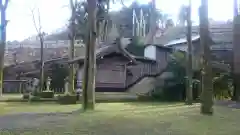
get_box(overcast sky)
[5,0,234,41]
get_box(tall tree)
[75,1,88,43]
[199,0,214,115]
[0,0,9,96]
[234,0,238,17]
[82,0,98,110]
[30,7,45,92]
[232,0,239,101]
[144,0,157,45]
[186,0,193,105]
[178,5,188,26]
[75,0,111,43]
[68,0,77,95]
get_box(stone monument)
[46,77,51,91]
[64,77,69,95]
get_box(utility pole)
[186,0,193,105]
[82,0,97,110]
[68,0,76,95]
[199,0,214,115]
[0,0,9,97]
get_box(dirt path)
[0,109,83,133]
[0,113,67,130]
[215,100,240,109]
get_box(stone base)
[200,105,213,115]
[57,95,77,105]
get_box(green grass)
[0,102,81,115]
[0,93,139,103]
[0,102,240,135]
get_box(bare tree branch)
[37,8,42,35]
[120,0,127,8]
[30,8,40,34]
[3,0,9,10]
[70,0,74,11]
[0,0,9,11]
[29,6,45,92]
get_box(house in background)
[152,23,233,65]
[70,39,173,94]
[161,35,230,72]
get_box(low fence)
[3,80,66,94]
[3,80,28,94]
[52,88,65,94]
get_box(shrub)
[137,94,153,101]
[22,93,30,99]
[31,90,40,96]
[40,91,54,98]
[29,96,41,102]
[57,94,77,105]
[152,84,185,101]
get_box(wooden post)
[186,0,193,105]
[199,0,214,115]
[0,0,9,97]
[82,0,97,110]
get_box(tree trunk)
[0,43,4,97]
[234,0,238,17]
[68,0,76,95]
[39,36,44,92]
[232,0,238,101]
[199,0,214,115]
[0,2,8,96]
[185,1,193,105]
[144,0,156,45]
[68,48,75,94]
[232,15,240,101]
[82,0,97,110]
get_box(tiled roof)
[155,23,233,46]
[164,35,200,46]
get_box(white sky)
[4,0,234,41]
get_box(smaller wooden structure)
[70,42,172,92]
[3,39,173,93]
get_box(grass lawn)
[0,102,240,135]
[0,102,81,115]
